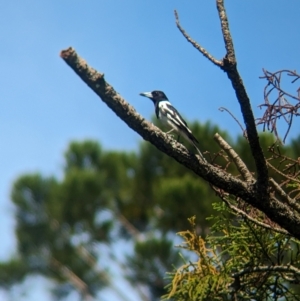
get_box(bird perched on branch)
[140,90,204,159]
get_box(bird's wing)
[160,102,199,144]
[160,102,188,126]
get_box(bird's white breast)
[157,101,172,121]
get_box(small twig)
[283,111,293,143]
[261,69,300,102]
[219,107,247,139]
[267,162,300,185]
[233,265,300,278]
[214,133,253,182]
[288,188,300,200]
[174,10,222,67]
[221,196,289,236]
[269,178,300,212]
[258,68,300,143]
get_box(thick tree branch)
[175,1,269,199]
[216,0,268,196]
[60,47,300,240]
[223,63,269,197]
[216,0,235,62]
[214,133,253,182]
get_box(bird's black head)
[139,90,168,103]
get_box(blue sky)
[1,1,300,300]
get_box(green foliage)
[127,237,182,299]
[154,174,213,232]
[2,123,299,300]
[164,204,300,301]
[11,174,58,260]
[164,219,232,300]
[290,135,300,158]
[0,259,28,288]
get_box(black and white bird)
[140,90,204,159]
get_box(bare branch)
[174,10,222,67]
[221,197,289,236]
[214,133,253,182]
[175,1,269,197]
[219,107,247,138]
[267,162,300,186]
[269,178,300,212]
[214,0,269,196]
[216,0,235,62]
[60,47,300,240]
[258,69,300,143]
[222,60,268,194]
[233,265,300,278]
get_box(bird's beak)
[139,92,153,99]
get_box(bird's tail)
[175,129,205,161]
[187,132,205,161]
[192,141,205,160]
